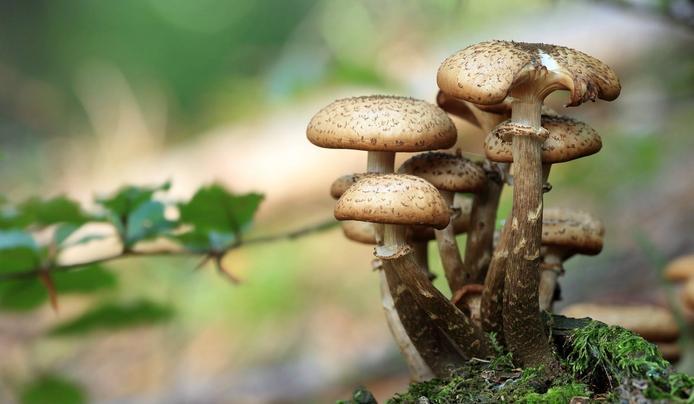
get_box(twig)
[0,218,338,283]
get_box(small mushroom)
[336,174,490,374]
[538,208,604,311]
[664,254,694,283]
[438,40,620,369]
[561,303,680,343]
[398,152,486,292]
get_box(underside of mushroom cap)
[307,95,458,152]
[341,220,378,245]
[542,208,604,255]
[334,174,450,229]
[561,303,680,342]
[410,196,472,241]
[398,152,487,193]
[485,115,602,163]
[437,40,621,107]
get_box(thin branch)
[0,218,338,283]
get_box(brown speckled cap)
[561,303,680,342]
[398,152,486,193]
[334,174,450,229]
[542,208,604,255]
[485,115,601,163]
[330,173,373,200]
[664,254,694,283]
[410,196,472,241]
[307,95,457,152]
[341,220,378,245]
[437,40,621,107]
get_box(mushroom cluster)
[307,40,622,380]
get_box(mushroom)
[438,40,620,369]
[561,303,680,343]
[336,174,491,375]
[398,152,486,292]
[664,254,694,283]
[538,208,604,311]
[683,278,694,312]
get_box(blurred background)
[0,0,693,403]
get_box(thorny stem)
[434,191,466,291]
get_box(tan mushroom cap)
[341,221,378,245]
[561,303,680,342]
[335,174,450,229]
[307,95,457,152]
[664,254,694,283]
[410,196,473,241]
[542,208,604,255]
[485,115,602,164]
[398,152,486,193]
[683,278,694,311]
[330,173,373,200]
[437,40,621,107]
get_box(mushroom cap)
[437,40,621,107]
[485,115,602,164]
[334,174,450,229]
[330,173,373,200]
[561,303,680,342]
[307,95,457,152]
[664,254,694,283]
[410,195,472,241]
[398,152,487,193]
[341,221,378,245]
[683,278,694,311]
[542,208,604,255]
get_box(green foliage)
[566,321,693,402]
[49,299,174,336]
[337,386,378,404]
[20,374,86,404]
[176,185,264,252]
[0,230,40,272]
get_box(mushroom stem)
[538,252,563,312]
[480,214,511,341]
[434,191,466,291]
[412,241,433,279]
[542,163,552,192]
[463,164,503,285]
[381,224,491,375]
[500,97,560,371]
[367,151,396,174]
[379,269,434,381]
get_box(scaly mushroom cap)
[561,303,680,342]
[334,174,450,229]
[664,254,694,283]
[437,40,621,107]
[341,221,378,245]
[485,115,602,163]
[410,196,472,241]
[330,173,373,200]
[542,208,604,255]
[307,95,457,152]
[398,152,487,193]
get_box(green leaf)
[0,280,47,311]
[97,182,170,218]
[49,299,174,336]
[124,201,176,247]
[19,196,90,227]
[176,185,263,251]
[20,374,86,404]
[0,230,40,273]
[53,265,117,293]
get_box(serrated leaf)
[177,185,263,251]
[20,374,86,404]
[124,201,176,247]
[97,182,170,218]
[49,299,174,336]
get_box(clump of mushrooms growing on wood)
[306,40,646,384]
